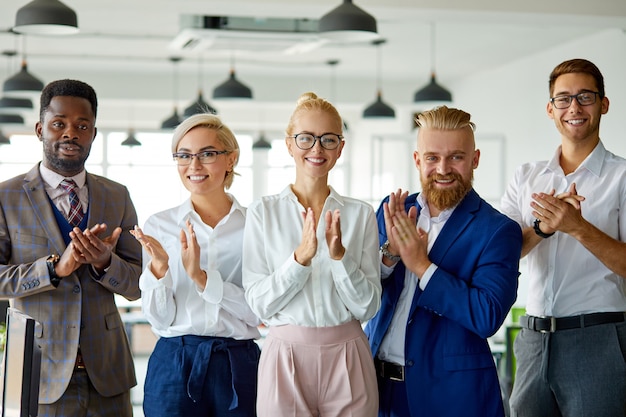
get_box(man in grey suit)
[0,79,141,416]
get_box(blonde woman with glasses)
[131,113,261,417]
[243,92,381,417]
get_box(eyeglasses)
[290,133,343,150]
[172,150,230,166]
[550,91,600,109]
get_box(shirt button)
[406,360,414,367]
[73,285,81,293]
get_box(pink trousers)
[257,320,378,417]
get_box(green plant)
[0,323,5,353]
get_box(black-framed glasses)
[290,133,343,150]
[172,150,230,166]
[550,91,600,109]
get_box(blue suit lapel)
[407,189,481,318]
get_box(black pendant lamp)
[252,132,272,150]
[213,69,253,100]
[413,74,452,102]
[13,0,79,35]
[161,109,181,129]
[0,113,25,124]
[184,56,217,117]
[121,129,141,147]
[319,0,378,41]
[414,23,452,104]
[363,92,395,118]
[363,39,395,118]
[3,60,44,95]
[184,90,217,118]
[0,96,33,112]
[160,57,182,130]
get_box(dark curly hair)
[39,79,98,121]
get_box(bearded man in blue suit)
[365,106,522,417]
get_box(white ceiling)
[1,0,626,115]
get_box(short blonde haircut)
[285,92,343,137]
[415,105,476,132]
[171,113,240,189]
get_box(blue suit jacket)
[365,190,522,417]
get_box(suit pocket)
[104,312,123,330]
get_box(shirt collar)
[416,192,456,223]
[544,140,606,178]
[282,185,345,207]
[175,193,244,228]
[39,163,87,189]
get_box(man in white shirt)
[500,58,626,417]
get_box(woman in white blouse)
[131,114,261,417]
[243,92,381,417]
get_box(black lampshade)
[3,61,44,94]
[363,91,395,118]
[121,130,141,147]
[319,0,378,41]
[14,0,79,35]
[184,90,217,118]
[413,74,452,103]
[213,70,253,100]
[0,130,10,145]
[252,133,272,150]
[0,96,33,112]
[0,113,25,124]
[161,107,181,129]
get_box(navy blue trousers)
[143,335,260,417]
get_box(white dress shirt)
[377,193,455,365]
[242,186,381,327]
[139,196,261,340]
[500,141,626,317]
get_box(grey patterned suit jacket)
[0,163,142,404]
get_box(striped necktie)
[59,179,84,227]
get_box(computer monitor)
[0,307,41,417]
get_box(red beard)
[421,172,473,211]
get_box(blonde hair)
[415,106,476,132]
[285,92,343,136]
[171,113,240,189]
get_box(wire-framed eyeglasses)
[290,133,343,150]
[172,150,230,166]
[550,91,600,109]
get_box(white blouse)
[139,196,261,340]
[242,186,381,327]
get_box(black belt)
[520,312,625,333]
[375,358,405,382]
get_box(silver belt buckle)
[539,316,557,333]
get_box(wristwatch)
[381,240,401,262]
[46,254,62,287]
[533,219,555,238]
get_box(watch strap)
[533,219,555,238]
[46,254,62,287]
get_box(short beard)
[44,140,90,174]
[421,172,473,211]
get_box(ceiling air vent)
[170,15,327,55]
